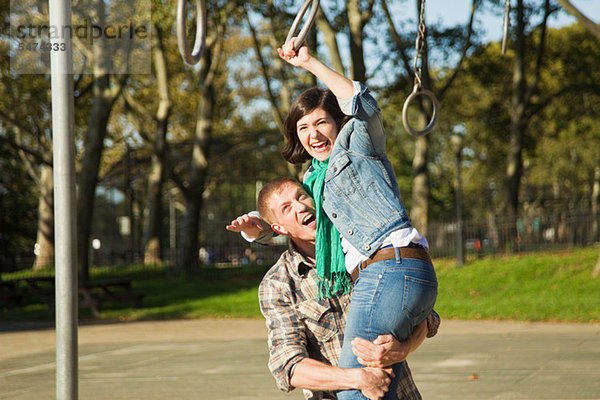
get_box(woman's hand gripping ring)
[285,0,320,51]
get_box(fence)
[428,210,600,261]
[3,210,599,275]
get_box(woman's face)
[296,108,339,162]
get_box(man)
[227,177,440,399]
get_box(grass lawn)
[434,247,599,322]
[2,247,599,323]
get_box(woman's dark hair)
[282,87,349,164]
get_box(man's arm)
[351,320,427,368]
[289,315,438,397]
[351,311,441,368]
[290,358,393,400]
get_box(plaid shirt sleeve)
[259,271,310,392]
[426,309,441,338]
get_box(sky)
[411,0,600,43]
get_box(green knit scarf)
[303,158,351,299]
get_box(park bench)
[0,277,55,309]
[78,278,145,317]
[0,276,144,317]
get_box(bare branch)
[438,0,478,99]
[122,89,153,122]
[245,10,286,132]
[361,0,377,28]
[380,0,412,76]
[527,83,600,120]
[315,8,345,74]
[525,0,552,105]
[556,0,600,38]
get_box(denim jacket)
[320,82,412,258]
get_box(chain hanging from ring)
[402,0,439,137]
[411,0,427,93]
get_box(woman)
[277,39,438,400]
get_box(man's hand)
[352,335,409,368]
[225,214,263,240]
[357,367,394,400]
[352,319,428,368]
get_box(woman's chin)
[311,151,331,162]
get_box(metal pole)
[49,0,78,398]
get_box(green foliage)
[439,23,600,219]
[0,147,38,270]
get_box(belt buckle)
[360,260,368,271]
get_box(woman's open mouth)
[311,141,329,152]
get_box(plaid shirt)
[259,241,440,400]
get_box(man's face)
[268,182,317,242]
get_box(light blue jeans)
[337,248,438,400]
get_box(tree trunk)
[411,134,429,234]
[77,81,113,281]
[177,82,214,271]
[76,0,123,282]
[503,0,552,251]
[346,0,368,81]
[503,0,527,251]
[143,158,165,265]
[33,164,54,270]
[143,26,171,266]
[178,194,203,271]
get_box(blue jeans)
[337,248,438,400]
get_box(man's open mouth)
[302,215,316,225]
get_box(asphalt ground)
[1,319,599,400]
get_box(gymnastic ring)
[176,0,206,65]
[285,0,320,51]
[402,88,440,137]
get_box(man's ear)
[271,223,288,236]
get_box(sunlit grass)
[2,247,599,323]
[433,247,600,322]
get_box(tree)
[172,1,245,270]
[380,0,479,234]
[75,0,128,281]
[122,24,172,265]
[444,20,600,252]
[0,144,38,270]
[0,27,55,270]
[556,0,600,277]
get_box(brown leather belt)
[350,246,432,283]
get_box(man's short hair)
[257,177,301,225]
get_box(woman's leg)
[337,252,437,400]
